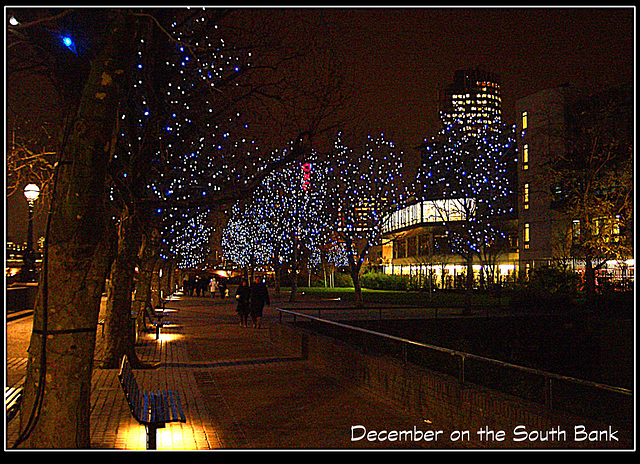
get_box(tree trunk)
[584,256,597,309]
[289,235,299,302]
[131,227,161,336]
[159,259,174,299]
[273,258,282,295]
[17,12,135,448]
[102,205,142,368]
[351,267,363,309]
[466,255,474,292]
[346,241,365,309]
[150,258,163,308]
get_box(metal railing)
[277,307,633,427]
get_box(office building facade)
[380,72,633,289]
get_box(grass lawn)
[281,286,511,309]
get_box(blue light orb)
[60,35,77,55]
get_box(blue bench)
[144,303,170,340]
[117,355,186,449]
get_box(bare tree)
[14,11,136,448]
[548,85,633,301]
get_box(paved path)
[6,291,456,450]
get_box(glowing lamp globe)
[24,184,40,203]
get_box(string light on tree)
[136,9,261,269]
[327,131,405,306]
[222,151,332,281]
[417,107,516,276]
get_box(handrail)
[276,307,632,399]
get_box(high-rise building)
[381,68,518,288]
[515,85,570,276]
[420,67,508,194]
[439,67,503,130]
[515,84,633,281]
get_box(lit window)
[594,216,622,242]
[522,111,528,130]
[524,223,530,249]
[522,144,529,170]
[523,183,529,209]
[572,219,580,238]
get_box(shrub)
[509,265,581,312]
[360,272,408,291]
[334,272,354,288]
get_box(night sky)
[6,7,635,243]
[295,7,634,154]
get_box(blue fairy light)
[61,35,77,55]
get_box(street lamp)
[22,183,40,282]
[24,183,40,203]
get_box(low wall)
[269,321,632,449]
[7,284,38,316]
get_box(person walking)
[194,276,202,297]
[249,276,270,329]
[235,279,251,327]
[184,276,194,296]
[209,278,218,298]
[219,279,227,299]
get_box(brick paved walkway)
[7,292,447,450]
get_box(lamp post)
[22,183,40,282]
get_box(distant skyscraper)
[419,67,511,198]
[439,67,503,130]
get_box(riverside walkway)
[6,291,459,450]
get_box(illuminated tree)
[145,11,258,269]
[418,110,516,290]
[222,200,274,273]
[328,132,405,307]
[222,151,331,298]
[145,9,345,272]
[316,232,350,288]
[276,154,331,300]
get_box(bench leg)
[146,424,158,450]
[155,324,161,340]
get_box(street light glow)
[23,183,40,203]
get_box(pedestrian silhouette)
[249,276,270,329]
[235,279,251,327]
[184,277,194,296]
[219,278,227,299]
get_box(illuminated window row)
[382,198,476,233]
[476,81,499,89]
[522,144,529,170]
[452,95,502,104]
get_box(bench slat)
[118,355,186,427]
[118,355,187,449]
[157,390,167,422]
[5,386,24,422]
[168,389,186,423]
[145,303,170,326]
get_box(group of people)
[208,278,228,299]
[234,276,270,328]
[183,275,228,298]
[182,274,270,328]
